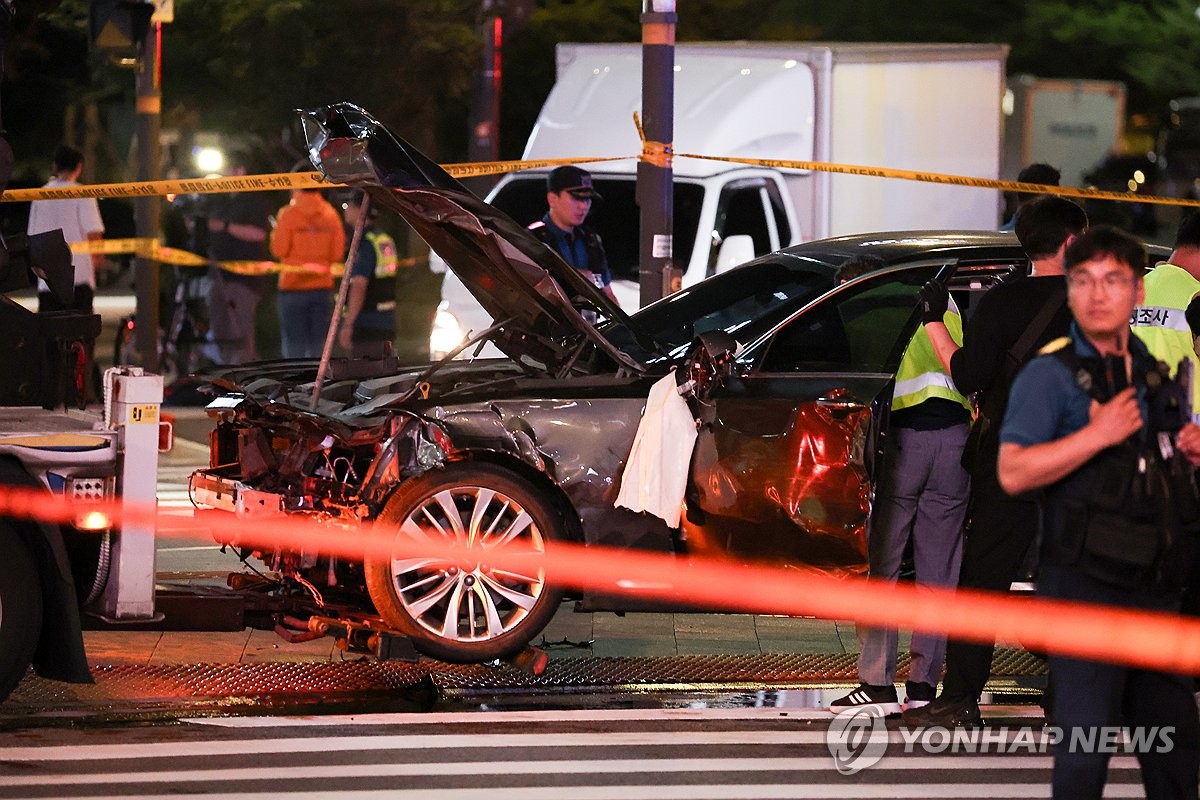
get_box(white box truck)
[1003,74,1126,188]
[431,41,1008,358]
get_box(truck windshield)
[488,177,704,283]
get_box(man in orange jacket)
[271,188,346,358]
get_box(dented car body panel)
[189,104,1048,661]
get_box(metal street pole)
[133,21,160,372]
[468,0,502,195]
[638,0,676,307]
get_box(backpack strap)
[1004,284,1067,383]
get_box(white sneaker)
[829,683,902,717]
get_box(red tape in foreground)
[5,483,1199,673]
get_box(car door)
[681,263,952,575]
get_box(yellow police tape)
[2,156,630,203]
[676,152,1200,210]
[4,172,326,202]
[69,237,425,276]
[10,150,1199,211]
[631,112,673,169]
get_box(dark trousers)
[941,460,1039,700]
[350,328,393,359]
[1039,564,1200,800]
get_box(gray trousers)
[857,423,970,686]
[208,268,263,366]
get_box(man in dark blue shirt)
[528,165,617,305]
[999,225,1200,799]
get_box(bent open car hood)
[300,102,642,375]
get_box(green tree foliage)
[162,0,479,169]
[1016,0,1200,112]
[5,0,135,182]
[11,1,1200,174]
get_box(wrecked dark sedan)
[190,102,1030,664]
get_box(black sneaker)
[901,693,981,727]
[904,681,936,711]
[829,683,902,717]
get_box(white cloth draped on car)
[615,371,698,528]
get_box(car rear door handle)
[816,393,865,411]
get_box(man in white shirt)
[27,145,104,312]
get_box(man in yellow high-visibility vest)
[828,255,971,718]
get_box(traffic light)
[88,0,154,54]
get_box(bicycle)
[112,266,214,387]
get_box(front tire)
[364,463,565,663]
[0,527,43,702]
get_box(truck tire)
[0,525,43,702]
[364,463,564,663]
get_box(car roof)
[769,228,1170,271]
[776,230,1023,268]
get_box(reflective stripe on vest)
[1133,263,1200,423]
[368,231,399,279]
[363,230,400,314]
[891,298,970,413]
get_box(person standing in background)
[528,165,616,309]
[271,187,345,359]
[338,192,400,358]
[206,154,272,365]
[1000,163,1061,232]
[27,144,104,313]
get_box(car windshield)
[604,253,840,362]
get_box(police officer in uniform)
[999,225,1200,799]
[528,165,617,314]
[1133,210,1200,423]
[338,192,400,358]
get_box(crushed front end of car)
[188,102,650,663]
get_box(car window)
[756,266,943,373]
[610,256,834,360]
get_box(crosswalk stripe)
[0,729,1154,762]
[2,731,822,761]
[186,707,837,725]
[7,754,1156,785]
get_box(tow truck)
[0,196,168,702]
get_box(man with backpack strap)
[907,195,1087,726]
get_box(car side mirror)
[714,234,755,274]
[680,330,740,402]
